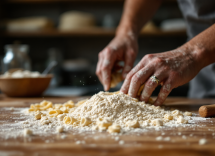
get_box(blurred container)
[58,11,96,31]
[0,75,52,97]
[6,17,54,31]
[2,44,31,73]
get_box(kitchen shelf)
[1,28,186,38]
[5,0,124,4]
[5,0,176,4]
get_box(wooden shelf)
[1,28,186,38]
[5,0,124,4]
[5,0,176,4]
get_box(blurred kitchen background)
[0,0,188,97]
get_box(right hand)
[96,32,138,91]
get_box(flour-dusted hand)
[120,45,203,106]
[96,33,138,91]
[95,0,163,91]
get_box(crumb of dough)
[24,128,33,136]
[119,140,124,145]
[156,136,163,141]
[199,138,207,145]
[56,126,64,133]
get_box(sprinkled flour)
[0,91,209,139]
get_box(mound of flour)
[69,91,190,129]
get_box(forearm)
[183,24,215,70]
[116,0,163,37]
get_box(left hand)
[120,45,202,106]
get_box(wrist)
[181,42,209,70]
[116,24,139,40]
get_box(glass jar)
[2,44,31,73]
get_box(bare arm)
[187,24,215,69]
[121,24,215,105]
[117,0,163,37]
[96,0,163,91]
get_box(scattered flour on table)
[0,91,210,140]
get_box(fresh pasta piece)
[108,124,121,133]
[80,117,92,126]
[56,126,64,133]
[184,111,192,116]
[177,116,188,124]
[76,99,88,107]
[35,101,53,110]
[35,111,42,120]
[40,100,51,107]
[148,97,154,104]
[63,116,77,125]
[48,109,63,118]
[126,120,140,128]
[34,104,40,108]
[24,128,33,136]
[164,114,173,120]
[54,104,63,109]
[41,120,50,125]
[131,97,139,102]
[41,116,48,121]
[152,119,163,126]
[137,84,145,96]
[172,110,181,116]
[92,125,99,130]
[97,118,112,130]
[110,72,123,88]
[106,91,120,95]
[63,100,75,108]
[57,114,66,121]
[136,84,154,104]
[60,106,70,113]
[69,107,76,113]
[28,108,35,112]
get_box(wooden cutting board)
[1,95,215,156]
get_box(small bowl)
[0,75,52,97]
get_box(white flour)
[0,91,209,140]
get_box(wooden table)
[1,95,215,156]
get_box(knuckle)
[128,49,136,57]
[170,71,180,78]
[98,52,103,58]
[155,57,164,64]
[104,47,113,55]
[131,75,140,83]
[145,82,153,89]
[144,54,154,60]
[101,66,109,71]
[162,83,172,93]
[96,70,100,76]
[126,72,133,80]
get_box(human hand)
[120,45,202,105]
[96,32,138,91]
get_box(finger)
[96,52,104,85]
[154,81,173,106]
[122,49,136,79]
[100,48,116,91]
[140,73,166,102]
[128,65,154,98]
[120,60,147,94]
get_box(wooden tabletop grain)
[1,95,215,156]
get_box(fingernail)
[123,73,127,79]
[104,85,108,91]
